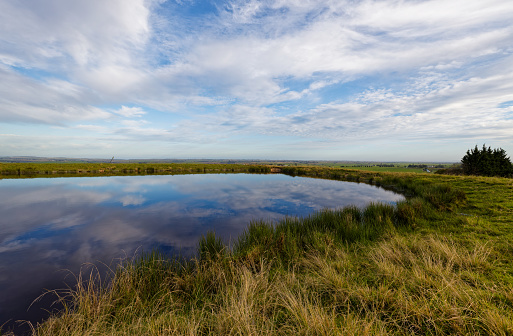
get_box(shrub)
[461,144,513,177]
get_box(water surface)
[0,173,404,333]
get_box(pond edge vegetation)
[2,164,513,335]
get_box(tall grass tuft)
[198,231,226,262]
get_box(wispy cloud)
[115,106,146,118]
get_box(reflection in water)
[0,174,404,333]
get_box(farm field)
[317,162,455,173]
[1,164,512,335]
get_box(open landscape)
[0,163,512,335]
[2,1,513,335]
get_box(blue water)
[0,173,404,333]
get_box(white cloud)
[227,0,263,23]
[0,0,151,68]
[116,106,147,118]
[182,58,513,144]
[0,67,110,124]
[149,0,511,108]
[352,0,513,36]
[119,195,146,206]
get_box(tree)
[461,144,513,177]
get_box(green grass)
[310,162,454,173]
[335,165,427,173]
[2,165,513,335]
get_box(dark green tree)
[461,144,513,177]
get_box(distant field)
[0,161,458,178]
[314,163,455,173]
[0,157,458,175]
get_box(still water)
[0,173,404,332]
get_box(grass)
[311,162,454,174]
[333,165,427,173]
[2,165,513,335]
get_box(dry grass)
[30,233,513,336]
[287,233,513,335]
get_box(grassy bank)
[3,167,513,335]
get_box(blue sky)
[1,0,512,161]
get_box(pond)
[0,173,404,333]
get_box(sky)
[1,0,513,162]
